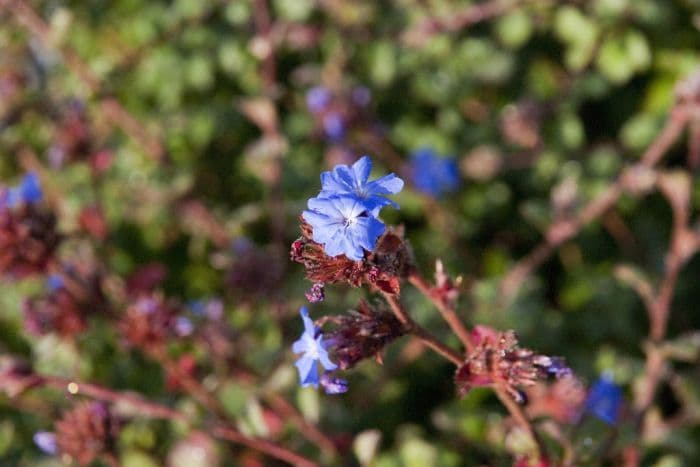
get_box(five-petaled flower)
[302,195,385,261]
[318,156,403,215]
[303,156,404,260]
[292,307,338,389]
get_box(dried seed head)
[120,294,179,352]
[0,203,59,278]
[23,264,106,338]
[325,301,407,370]
[455,326,569,402]
[54,401,119,466]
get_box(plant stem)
[382,292,463,365]
[408,272,473,352]
[34,374,318,467]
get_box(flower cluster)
[454,326,570,402]
[302,156,403,262]
[0,173,59,278]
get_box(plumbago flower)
[303,195,384,261]
[292,307,346,394]
[318,155,404,215]
[302,156,403,261]
[409,148,460,198]
[583,373,622,425]
[294,156,412,298]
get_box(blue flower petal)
[295,357,320,388]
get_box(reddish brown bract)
[0,204,59,278]
[291,220,413,295]
[55,401,120,466]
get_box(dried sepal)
[324,300,408,370]
[291,220,413,296]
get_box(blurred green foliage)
[1,0,700,465]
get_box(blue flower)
[320,372,348,395]
[7,172,43,207]
[46,274,64,292]
[322,112,345,141]
[33,431,57,455]
[302,195,385,261]
[584,374,622,425]
[306,86,332,113]
[318,156,404,215]
[292,307,337,389]
[410,148,460,198]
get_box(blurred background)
[1,0,700,465]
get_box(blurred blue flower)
[292,307,338,389]
[318,156,404,215]
[46,274,64,292]
[322,112,345,141]
[7,172,43,207]
[320,372,348,395]
[351,86,371,107]
[174,316,194,336]
[584,374,622,425]
[410,148,461,198]
[303,195,385,261]
[306,86,332,113]
[33,431,57,455]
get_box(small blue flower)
[306,86,332,113]
[410,148,461,198]
[351,86,371,107]
[584,374,622,425]
[46,274,64,292]
[322,112,345,141]
[292,307,337,389]
[302,195,385,261]
[7,172,43,207]
[320,372,348,395]
[174,316,195,336]
[318,156,404,215]
[33,431,58,455]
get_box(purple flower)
[46,274,64,292]
[410,148,460,198]
[7,172,43,207]
[320,372,348,395]
[174,316,194,336]
[33,431,58,455]
[584,374,622,425]
[306,86,332,113]
[292,307,337,389]
[318,156,404,215]
[322,112,345,141]
[351,86,371,107]
[302,195,385,261]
